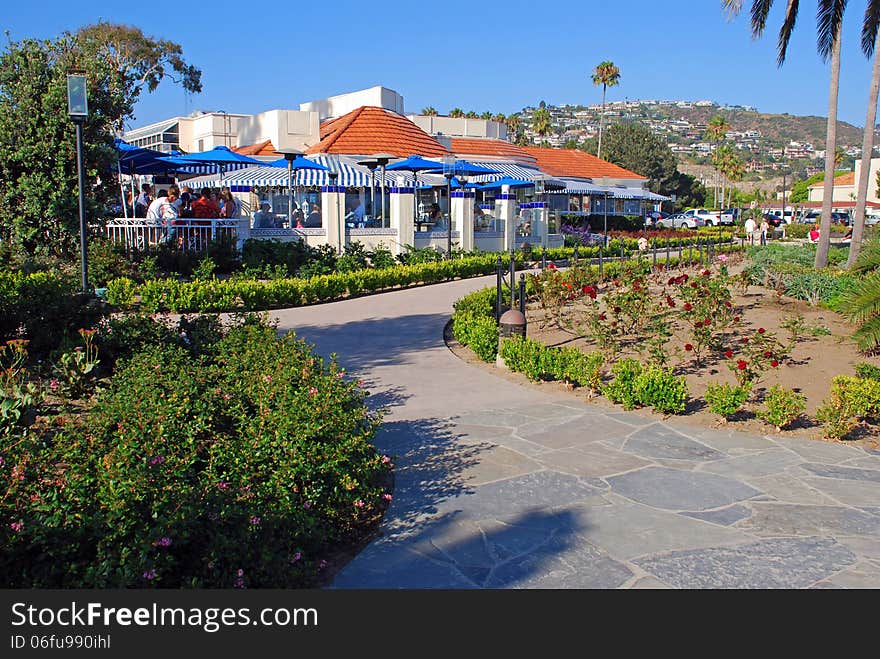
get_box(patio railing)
[106,218,241,251]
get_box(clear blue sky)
[4,0,878,131]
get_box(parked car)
[644,211,668,227]
[682,208,721,226]
[762,212,784,228]
[802,210,852,225]
[719,209,737,225]
[657,213,704,229]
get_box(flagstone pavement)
[270,274,880,589]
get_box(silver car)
[657,213,703,229]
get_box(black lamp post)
[329,170,342,253]
[357,159,379,223]
[67,71,89,294]
[275,148,303,229]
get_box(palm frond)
[751,0,776,37]
[852,313,880,351]
[817,0,847,62]
[852,238,880,274]
[838,272,880,323]
[863,1,880,56]
[723,0,744,21]
[777,0,801,65]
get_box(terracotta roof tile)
[522,146,645,180]
[233,139,277,156]
[450,138,536,163]
[306,106,449,157]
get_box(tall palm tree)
[465,110,478,119]
[591,60,620,160]
[723,0,847,268]
[492,113,507,124]
[449,108,464,118]
[706,115,732,208]
[533,107,552,140]
[848,12,880,268]
[421,106,438,116]
[480,111,493,120]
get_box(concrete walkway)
[271,276,880,589]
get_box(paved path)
[271,276,880,589]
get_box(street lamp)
[217,110,229,147]
[275,148,303,230]
[357,158,379,223]
[598,176,610,243]
[442,154,456,258]
[329,170,342,254]
[372,153,395,227]
[67,71,89,294]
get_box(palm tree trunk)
[847,32,880,269]
[816,32,842,269]
[598,85,606,160]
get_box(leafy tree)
[449,108,464,118]
[492,113,507,123]
[598,122,678,195]
[591,60,620,160]
[479,111,493,120]
[465,110,478,119]
[532,107,552,138]
[421,106,438,116]
[0,24,201,258]
[789,170,848,203]
[705,115,732,208]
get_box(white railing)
[106,218,240,251]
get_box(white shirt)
[744,218,757,234]
[146,198,165,220]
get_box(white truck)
[682,208,721,226]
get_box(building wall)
[299,86,405,121]
[409,115,507,140]
[808,158,880,204]
[236,110,319,152]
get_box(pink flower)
[222,393,231,400]
[263,375,273,384]
[48,379,60,392]
[383,493,393,501]
[717,254,728,263]
[142,569,157,580]
[353,500,365,509]
[249,516,261,525]
[303,502,312,509]
[309,387,318,396]
[153,537,172,547]
[291,552,302,563]
[148,456,165,466]
[381,455,392,464]
[9,521,24,533]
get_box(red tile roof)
[450,138,536,163]
[233,139,277,156]
[808,172,855,187]
[521,146,645,180]
[306,106,449,157]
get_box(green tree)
[533,107,552,139]
[789,170,849,203]
[449,108,464,118]
[479,111,493,120]
[591,60,620,160]
[492,113,507,123]
[598,122,678,195]
[465,110,478,118]
[0,24,201,257]
[705,115,732,208]
[421,106,438,116]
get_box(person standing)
[743,214,757,246]
[146,189,167,220]
[760,217,770,246]
[219,189,240,219]
[161,184,181,243]
[191,187,221,221]
[135,183,153,218]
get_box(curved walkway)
[271,276,880,588]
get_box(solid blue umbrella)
[266,155,329,172]
[159,145,265,181]
[478,176,535,190]
[115,139,189,216]
[386,155,446,222]
[423,159,500,177]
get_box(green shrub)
[498,337,604,391]
[105,277,136,307]
[816,375,880,439]
[855,362,880,381]
[756,385,806,430]
[87,239,138,287]
[602,358,643,410]
[704,382,752,420]
[0,317,388,587]
[498,336,546,380]
[633,364,689,415]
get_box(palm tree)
[705,115,732,208]
[723,0,846,268]
[839,238,880,350]
[421,106,438,116]
[465,110,478,119]
[533,107,552,140]
[492,113,507,124]
[591,60,620,160]
[848,9,880,268]
[449,108,464,118]
[480,111,493,120]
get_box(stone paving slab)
[698,448,803,480]
[736,503,880,537]
[607,466,761,511]
[622,424,725,462]
[532,444,651,479]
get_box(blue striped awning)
[183,154,421,188]
[553,178,611,195]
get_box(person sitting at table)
[191,187,221,222]
[305,204,321,227]
[252,201,274,228]
[345,200,365,227]
[428,203,443,228]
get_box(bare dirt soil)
[449,257,880,450]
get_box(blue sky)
[4,0,878,131]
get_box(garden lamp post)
[372,154,395,227]
[67,71,89,294]
[599,176,609,244]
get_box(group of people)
[743,215,773,246]
[253,200,321,229]
[133,183,242,222]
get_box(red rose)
[614,306,622,313]
[702,270,710,277]
[703,318,711,326]
[741,337,749,344]
[724,301,732,308]
[758,327,766,334]
[694,320,703,328]
[598,313,607,321]
[684,343,694,351]
[666,296,676,308]
[771,360,779,367]
[763,351,772,358]
[684,303,692,311]
[691,282,698,289]
[733,315,741,322]
[737,360,747,370]
[724,350,733,359]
